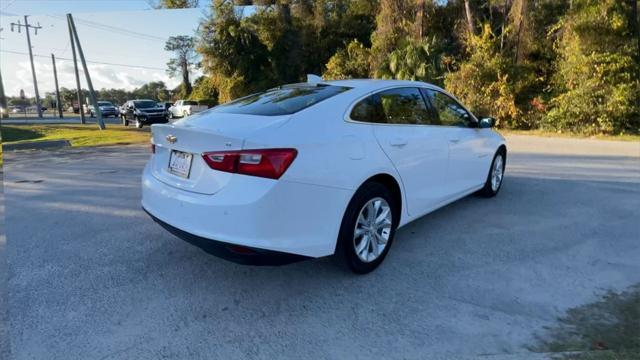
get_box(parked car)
[118,103,127,117]
[167,100,207,119]
[26,105,47,113]
[121,99,167,128]
[142,79,506,273]
[10,106,25,113]
[88,101,119,117]
[158,102,173,111]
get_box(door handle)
[389,138,408,147]
[449,139,460,144]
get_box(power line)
[1,0,18,11]
[0,49,166,71]
[45,14,166,42]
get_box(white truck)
[167,100,207,119]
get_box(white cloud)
[7,59,182,97]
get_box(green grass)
[499,129,640,142]
[1,124,151,147]
[533,285,640,359]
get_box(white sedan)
[142,79,506,273]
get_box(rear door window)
[211,84,351,116]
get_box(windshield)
[211,84,351,116]
[98,101,113,106]
[183,101,198,105]
[134,100,158,109]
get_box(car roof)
[322,79,445,93]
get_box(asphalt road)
[3,136,640,359]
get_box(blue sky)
[0,1,209,97]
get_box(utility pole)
[67,14,104,129]
[0,69,7,119]
[0,27,7,119]
[51,54,63,118]
[10,17,43,118]
[67,16,85,124]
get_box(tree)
[376,37,445,85]
[189,76,219,106]
[369,0,418,73]
[445,25,522,126]
[546,0,640,134]
[198,0,272,102]
[165,35,198,97]
[323,39,371,79]
[133,81,171,101]
[464,0,477,35]
[155,0,199,8]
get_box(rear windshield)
[211,84,351,116]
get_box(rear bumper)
[143,207,309,265]
[141,161,352,258]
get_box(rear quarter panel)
[242,91,409,228]
[243,91,400,191]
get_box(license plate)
[168,150,193,178]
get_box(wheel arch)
[358,173,403,227]
[497,144,507,162]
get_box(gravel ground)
[2,135,640,359]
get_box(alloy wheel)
[491,155,504,191]
[353,197,392,263]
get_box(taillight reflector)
[202,148,297,179]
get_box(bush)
[445,25,527,128]
[375,37,445,86]
[545,0,640,135]
[323,39,371,80]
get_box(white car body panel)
[142,79,506,258]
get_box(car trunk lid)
[149,113,289,195]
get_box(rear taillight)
[202,148,297,180]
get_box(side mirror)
[478,117,496,129]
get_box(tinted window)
[378,87,432,125]
[350,94,385,123]
[183,101,198,105]
[211,84,351,116]
[134,100,158,109]
[423,89,473,127]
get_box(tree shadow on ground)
[531,284,640,359]
[0,126,43,142]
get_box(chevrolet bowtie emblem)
[166,135,177,144]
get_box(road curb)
[3,140,71,151]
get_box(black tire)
[135,117,143,129]
[336,182,399,274]
[477,149,506,198]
